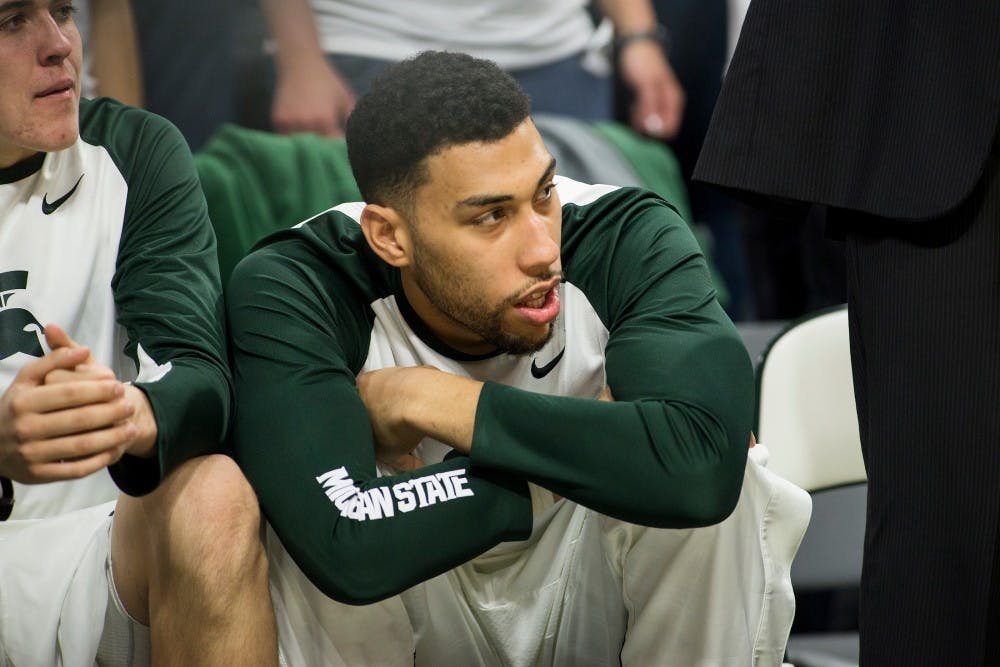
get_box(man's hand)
[272,60,356,137]
[356,366,431,472]
[356,366,483,471]
[43,324,157,459]
[0,326,137,484]
[618,40,685,139]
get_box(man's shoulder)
[558,177,688,251]
[78,98,189,171]
[249,202,367,260]
[233,203,395,307]
[556,176,681,223]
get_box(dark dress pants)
[841,144,1000,665]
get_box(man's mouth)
[36,80,74,98]
[519,292,548,308]
[514,282,561,324]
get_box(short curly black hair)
[346,51,531,209]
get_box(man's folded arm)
[471,199,754,528]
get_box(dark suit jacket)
[694,1,1000,220]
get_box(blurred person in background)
[258,0,685,140]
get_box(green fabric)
[592,122,692,220]
[593,122,729,306]
[227,185,751,602]
[80,99,231,493]
[194,125,361,283]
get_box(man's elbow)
[682,476,742,527]
[641,452,746,528]
[682,452,746,527]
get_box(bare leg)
[110,454,278,666]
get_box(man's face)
[403,119,563,356]
[0,0,82,168]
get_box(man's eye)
[537,184,555,202]
[473,209,505,226]
[53,5,77,23]
[0,14,27,32]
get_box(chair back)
[755,306,866,491]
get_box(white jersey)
[0,97,231,521]
[228,178,811,665]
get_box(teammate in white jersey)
[0,2,277,664]
[228,51,810,665]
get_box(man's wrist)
[408,368,481,455]
[124,385,157,458]
[615,23,671,55]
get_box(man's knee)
[149,455,266,585]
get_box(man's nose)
[518,212,560,273]
[37,13,74,65]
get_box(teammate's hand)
[0,329,136,484]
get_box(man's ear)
[360,204,411,268]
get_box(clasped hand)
[0,324,139,483]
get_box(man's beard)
[410,244,557,355]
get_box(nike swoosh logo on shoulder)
[41,174,84,215]
[530,348,565,379]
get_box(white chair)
[755,305,866,667]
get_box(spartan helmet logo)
[0,271,44,361]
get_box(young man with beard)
[0,1,277,664]
[227,50,809,665]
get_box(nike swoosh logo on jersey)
[530,348,565,379]
[41,174,84,215]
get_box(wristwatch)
[0,476,13,521]
[614,23,671,55]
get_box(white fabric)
[1,138,146,520]
[267,448,811,666]
[266,528,415,666]
[309,0,598,70]
[264,179,810,664]
[0,501,113,666]
[8,472,119,526]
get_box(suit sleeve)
[226,244,532,605]
[471,195,754,528]
[109,112,232,495]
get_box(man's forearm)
[405,369,482,455]
[260,0,327,75]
